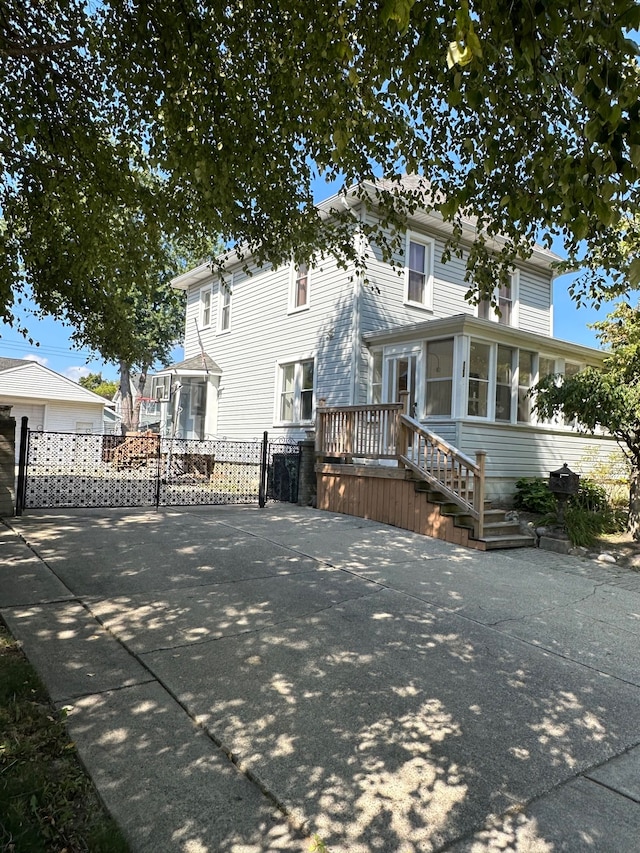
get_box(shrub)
[514,478,557,514]
[570,479,608,513]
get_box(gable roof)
[0,359,109,406]
[156,353,222,376]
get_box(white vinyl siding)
[456,421,623,502]
[183,253,354,439]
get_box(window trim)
[274,356,316,426]
[289,260,311,314]
[404,231,435,311]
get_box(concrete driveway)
[1,505,639,852]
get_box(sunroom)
[361,314,617,500]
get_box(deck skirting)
[316,463,486,550]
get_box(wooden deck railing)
[315,403,404,460]
[315,404,486,539]
[398,414,486,539]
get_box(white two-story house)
[155,182,616,501]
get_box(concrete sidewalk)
[1,505,639,852]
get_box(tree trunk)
[118,361,135,435]
[629,461,640,541]
[133,365,150,433]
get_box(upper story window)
[218,280,232,333]
[290,262,310,311]
[404,233,434,310]
[477,271,519,327]
[200,287,212,328]
[278,358,315,424]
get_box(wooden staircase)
[315,402,535,551]
[413,481,534,550]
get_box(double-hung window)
[290,262,310,311]
[278,359,314,423]
[200,287,212,328]
[477,272,519,326]
[405,234,434,309]
[218,280,232,333]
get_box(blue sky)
[0,178,609,382]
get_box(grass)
[0,618,130,853]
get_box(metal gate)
[16,423,300,512]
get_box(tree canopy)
[534,301,640,538]
[2,0,639,339]
[78,372,118,399]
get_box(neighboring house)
[112,374,162,432]
[156,180,618,499]
[0,358,109,460]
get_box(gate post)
[297,437,317,507]
[259,431,268,508]
[15,416,28,516]
[0,406,16,517]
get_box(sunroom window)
[495,345,514,422]
[467,341,491,417]
[425,339,453,416]
[518,351,535,423]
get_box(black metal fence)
[17,422,301,512]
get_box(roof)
[363,314,605,361]
[0,358,109,405]
[171,176,562,291]
[156,353,222,376]
[0,357,31,372]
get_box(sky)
[0,178,610,381]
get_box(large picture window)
[278,359,315,423]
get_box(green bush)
[514,476,627,545]
[514,478,557,513]
[571,479,608,513]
